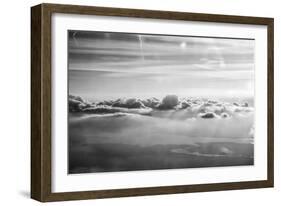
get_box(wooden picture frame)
[31,3,274,202]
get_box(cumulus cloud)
[96,98,146,109]
[69,94,84,102]
[157,95,179,110]
[242,102,249,107]
[198,112,220,119]
[69,95,91,112]
[221,112,230,118]
[180,101,191,109]
[123,98,146,109]
[68,94,253,119]
[96,100,114,106]
[176,99,192,110]
[141,97,160,108]
[83,105,122,114]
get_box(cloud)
[218,147,233,155]
[69,95,89,112]
[221,112,230,118]
[111,98,146,109]
[83,106,122,114]
[157,95,179,110]
[81,105,152,116]
[171,146,233,157]
[198,112,220,119]
[69,94,253,120]
[141,97,161,109]
[177,100,191,109]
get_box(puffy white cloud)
[141,97,160,109]
[69,95,90,112]
[158,95,179,110]
[69,94,84,102]
[68,94,253,120]
[198,112,220,119]
[176,99,191,110]
[96,100,114,106]
[124,98,146,109]
[110,98,146,109]
[83,105,121,114]
[242,102,249,107]
[221,112,230,118]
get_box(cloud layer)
[69,94,253,119]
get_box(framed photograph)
[31,3,274,202]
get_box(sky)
[68,30,255,101]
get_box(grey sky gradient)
[68,30,254,101]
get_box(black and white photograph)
[68,30,255,174]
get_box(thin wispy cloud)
[68,30,254,100]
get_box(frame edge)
[31,4,43,202]
[42,3,273,25]
[267,18,274,187]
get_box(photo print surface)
[68,30,255,174]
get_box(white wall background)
[0,0,279,205]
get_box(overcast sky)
[68,30,254,101]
